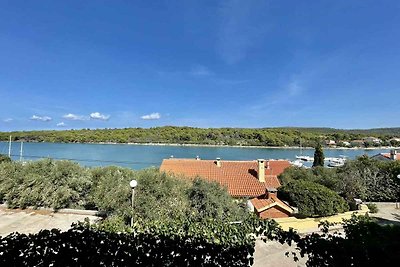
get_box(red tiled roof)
[160,159,290,197]
[380,153,400,160]
[250,195,293,213]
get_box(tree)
[0,154,11,163]
[313,143,324,167]
[188,178,247,222]
[279,180,349,217]
[275,215,400,266]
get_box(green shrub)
[88,166,135,219]
[0,154,11,163]
[188,178,247,222]
[279,180,349,217]
[0,221,265,266]
[275,215,400,266]
[366,203,378,213]
[0,159,92,209]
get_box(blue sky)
[0,0,399,131]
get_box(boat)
[327,157,347,167]
[328,161,344,167]
[295,155,314,162]
[291,159,304,167]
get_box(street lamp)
[130,180,138,227]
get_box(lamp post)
[129,179,138,227]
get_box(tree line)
[1,126,400,147]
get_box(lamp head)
[130,180,138,189]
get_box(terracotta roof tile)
[160,159,290,198]
[250,195,293,213]
[380,153,400,160]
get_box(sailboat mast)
[299,136,302,155]
[8,135,11,158]
[19,142,23,162]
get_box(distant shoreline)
[2,141,397,150]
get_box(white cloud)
[90,112,110,121]
[287,80,303,96]
[63,113,88,121]
[190,65,213,76]
[141,112,161,120]
[3,118,13,122]
[56,122,66,127]
[30,115,52,122]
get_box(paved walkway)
[0,207,99,236]
[253,239,306,267]
[370,202,400,225]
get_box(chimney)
[215,157,221,167]
[257,159,265,183]
[266,187,277,198]
[390,149,397,160]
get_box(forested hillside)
[0,126,399,147]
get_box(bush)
[279,180,349,217]
[188,178,247,222]
[88,166,135,219]
[275,215,400,266]
[366,203,378,213]
[279,157,400,203]
[0,221,264,266]
[0,154,11,163]
[0,159,249,231]
[0,160,92,209]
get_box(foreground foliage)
[0,159,275,265]
[0,218,279,267]
[0,160,249,227]
[275,215,400,266]
[0,160,92,209]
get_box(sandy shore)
[95,142,398,150]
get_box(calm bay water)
[0,142,389,169]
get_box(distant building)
[351,140,365,147]
[160,158,293,218]
[325,140,336,146]
[340,141,351,147]
[371,150,400,161]
[363,137,382,144]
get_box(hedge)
[279,180,349,217]
[0,221,272,267]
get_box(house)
[250,188,294,219]
[340,141,351,147]
[325,140,336,146]
[363,137,382,144]
[160,158,293,218]
[389,138,400,143]
[371,150,400,161]
[350,140,365,147]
